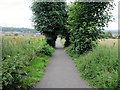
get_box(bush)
[35,43,54,56]
[2,55,24,90]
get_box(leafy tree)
[104,31,113,38]
[60,5,71,47]
[31,2,67,48]
[67,1,114,54]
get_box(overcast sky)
[0,0,119,30]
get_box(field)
[1,36,54,90]
[99,39,118,47]
[66,39,119,88]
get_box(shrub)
[35,43,54,56]
[2,36,54,90]
[2,55,24,90]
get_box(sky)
[0,0,119,30]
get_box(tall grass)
[2,36,54,90]
[66,39,118,89]
[2,36,43,60]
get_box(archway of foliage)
[31,1,114,50]
[31,0,115,51]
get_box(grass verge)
[66,39,118,89]
[21,55,50,89]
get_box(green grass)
[2,36,54,90]
[66,39,118,89]
[21,56,50,89]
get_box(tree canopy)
[31,1,114,52]
[31,2,67,47]
[67,1,114,54]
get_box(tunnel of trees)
[31,0,114,53]
[31,0,120,88]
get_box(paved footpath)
[33,38,91,88]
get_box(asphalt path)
[33,38,91,88]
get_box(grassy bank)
[66,39,118,89]
[21,55,50,89]
[2,36,54,90]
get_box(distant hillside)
[1,27,118,35]
[2,27,39,33]
[104,30,118,35]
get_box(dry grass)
[98,39,118,47]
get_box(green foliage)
[21,56,49,89]
[67,2,114,54]
[2,55,24,90]
[61,38,66,47]
[31,2,67,47]
[66,40,118,88]
[104,31,113,39]
[35,43,54,56]
[2,36,54,90]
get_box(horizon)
[1,26,119,32]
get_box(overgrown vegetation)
[2,36,54,90]
[21,56,50,89]
[66,39,118,89]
